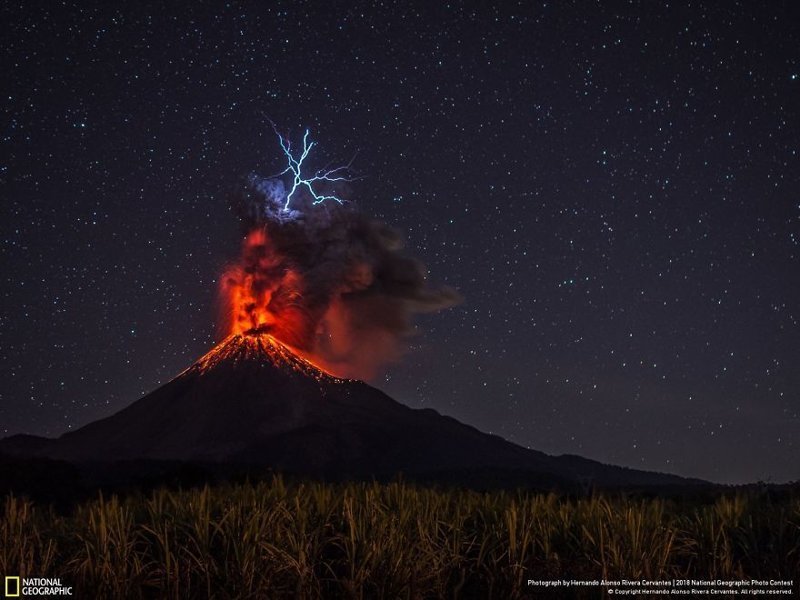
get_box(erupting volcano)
[216,125,461,380]
[0,328,380,465]
[0,325,699,488]
[0,127,702,490]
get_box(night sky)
[2,2,798,484]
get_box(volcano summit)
[0,330,701,490]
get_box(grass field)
[2,477,798,598]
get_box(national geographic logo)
[4,577,73,597]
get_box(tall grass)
[2,478,798,598]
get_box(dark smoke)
[224,175,461,380]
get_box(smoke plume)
[221,174,461,380]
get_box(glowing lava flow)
[195,329,344,382]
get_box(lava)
[196,329,344,382]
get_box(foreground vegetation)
[2,477,798,598]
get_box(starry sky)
[2,1,798,484]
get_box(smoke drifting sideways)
[222,173,461,381]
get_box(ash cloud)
[223,175,461,380]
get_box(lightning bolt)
[273,127,354,211]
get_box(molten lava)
[197,328,344,382]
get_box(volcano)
[1,331,701,489]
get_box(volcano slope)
[0,330,704,491]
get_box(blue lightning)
[273,127,354,211]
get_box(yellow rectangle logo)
[5,576,20,597]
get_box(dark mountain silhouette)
[0,331,704,490]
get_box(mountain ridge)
[0,331,706,489]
